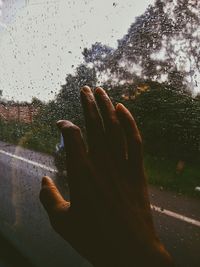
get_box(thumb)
[40,176,70,214]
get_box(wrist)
[93,241,173,267]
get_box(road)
[0,141,199,267]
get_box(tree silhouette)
[83,0,200,93]
[38,64,97,127]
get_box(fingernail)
[116,103,124,110]
[56,120,65,128]
[95,87,105,95]
[42,176,53,186]
[81,86,91,94]
[56,120,74,130]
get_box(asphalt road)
[0,141,199,267]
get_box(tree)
[38,64,97,127]
[125,82,200,162]
[83,0,200,94]
[31,97,44,108]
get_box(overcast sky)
[0,0,155,102]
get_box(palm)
[40,86,172,267]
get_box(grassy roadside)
[0,120,58,154]
[144,155,200,198]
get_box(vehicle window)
[0,1,199,266]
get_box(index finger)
[56,120,92,206]
[95,87,126,166]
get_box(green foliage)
[123,83,200,162]
[0,120,29,144]
[31,97,44,108]
[145,154,200,198]
[24,122,58,154]
[0,119,58,154]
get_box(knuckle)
[110,115,120,128]
[111,116,119,126]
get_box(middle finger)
[80,86,106,160]
[94,87,126,166]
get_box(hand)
[40,86,173,267]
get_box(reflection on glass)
[0,1,199,267]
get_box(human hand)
[40,86,173,267]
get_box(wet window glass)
[0,1,199,266]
